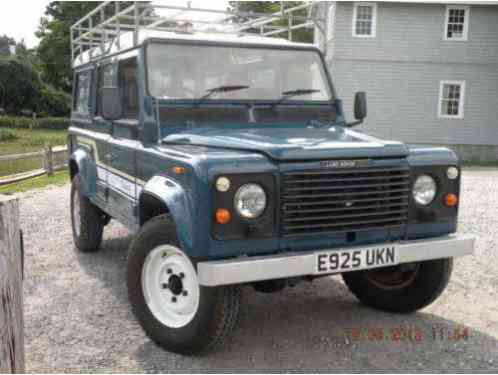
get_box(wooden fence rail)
[0,196,25,373]
[0,146,68,186]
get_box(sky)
[0,0,50,48]
[0,0,230,49]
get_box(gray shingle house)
[314,1,498,163]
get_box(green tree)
[0,35,16,55]
[0,35,31,57]
[38,86,71,117]
[36,2,103,92]
[0,56,42,113]
[228,1,313,43]
[36,2,136,93]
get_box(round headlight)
[216,176,231,192]
[234,184,267,219]
[413,175,437,206]
[447,166,459,180]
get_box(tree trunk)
[0,196,25,373]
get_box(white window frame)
[443,5,470,41]
[352,2,377,38]
[326,3,336,42]
[438,80,466,119]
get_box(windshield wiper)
[198,85,250,101]
[272,89,321,107]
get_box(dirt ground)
[18,168,498,372]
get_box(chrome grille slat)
[283,195,409,208]
[284,181,410,191]
[284,202,409,214]
[284,216,409,230]
[281,165,411,235]
[284,209,408,222]
[284,174,411,184]
[284,188,411,200]
[284,167,410,176]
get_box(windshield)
[147,43,333,102]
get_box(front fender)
[140,175,195,255]
[70,148,95,195]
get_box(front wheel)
[70,174,104,252]
[342,258,453,313]
[127,215,240,355]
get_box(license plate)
[315,245,398,274]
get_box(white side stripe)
[97,166,137,198]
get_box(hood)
[162,124,409,161]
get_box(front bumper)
[197,234,475,286]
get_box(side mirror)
[101,87,122,121]
[354,91,367,120]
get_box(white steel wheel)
[141,244,200,328]
[72,190,81,237]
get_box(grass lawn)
[0,128,67,177]
[0,170,69,195]
[0,128,67,155]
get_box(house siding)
[331,61,498,146]
[331,2,498,65]
[317,1,498,161]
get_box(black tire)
[70,174,104,252]
[342,258,453,313]
[127,214,240,355]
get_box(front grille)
[280,166,411,235]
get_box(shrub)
[0,116,70,130]
[38,87,71,117]
[37,117,70,130]
[0,128,18,141]
[0,116,37,129]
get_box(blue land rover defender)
[68,4,475,355]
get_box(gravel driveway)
[18,168,498,372]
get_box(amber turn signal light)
[444,193,458,207]
[215,208,231,224]
[172,166,186,175]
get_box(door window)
[74,71,91,114]
[118,58,139,119]
[96,63,117,116]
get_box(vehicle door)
[73,67,108,205]
[91,61,117,210]
[105,54,140,228]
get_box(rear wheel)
[70,174,104,252]
[127,215,240,355]
[342,258,453,313]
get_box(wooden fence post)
[0,196,25,373]
[45,145,53,177]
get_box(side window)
[438,80,465,119]
[102,64,117,87]
[444,6,470,41]
[118,57,139,119]
[96,63,117,116]
[352,2,377,38]
[74,71,91,114]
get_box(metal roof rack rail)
[70,1,324,66]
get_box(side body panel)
[69,48,145,231]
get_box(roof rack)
[70,1,324,67]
